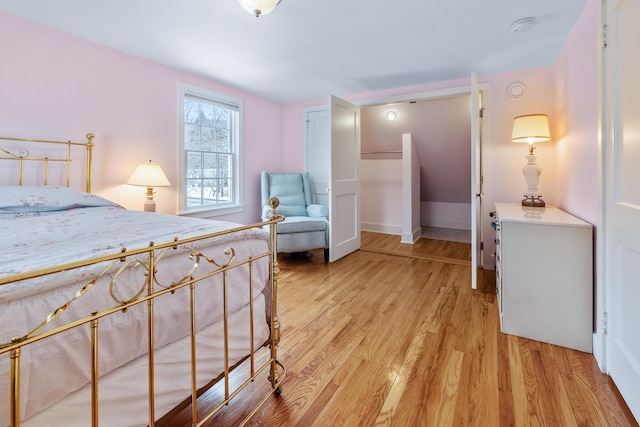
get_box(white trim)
[177,82,243,217]
[361,222,402,235]
[593,0,607,372]
[178,204,244,219]
[352,85,477,107]
[401,227,422,244]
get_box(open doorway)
[360,95,472,243]
[303,82,490,278]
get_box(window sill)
[178,205,243,219]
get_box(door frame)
[303,104,331,207]
[598,5,640,422]
[354,83,492,271]
[593,0,607,373]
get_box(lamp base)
[522,195,545,207]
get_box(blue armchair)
[261,171,329,262]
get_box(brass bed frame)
[0,133,95,192]
[0,134,285,426]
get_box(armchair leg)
[324,248,329,263]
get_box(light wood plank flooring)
[168,231,637,426]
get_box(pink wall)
[551,0,600,360]
[552,0,598,225]
[0,11,283,225]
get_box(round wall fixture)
[507,81,526,98]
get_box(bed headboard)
[0,133,95,192]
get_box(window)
[178,83,242,216]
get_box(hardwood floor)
[169,232,637,426]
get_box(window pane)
[215,107,229,128]
[221,178,231,201]
[184,100,200,124]
[223,155,234,178]
[215,129,230,152]
[200,103,215,127]
[185,124,201,150]
[187,152,202,178]
[201,153,214,177]
[198,178,213,204]
[201,128,215,151]
[186,178,202,207]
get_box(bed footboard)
[0,199,285,427]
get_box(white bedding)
[0,187,272,425]
[22,297,270,427]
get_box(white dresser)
[494,203,593,352]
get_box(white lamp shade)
[511,114,551,144]
[127,161,170,187]
[237,0,281,16]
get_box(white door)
[329,95,361,262]
[604,0,640,420]
[470,72,482,289]
[304,106,330,207]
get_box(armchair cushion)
[277,216,328,234]
[307,204,328,218]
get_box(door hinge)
[479,107,485,118]
[601,311,608,334]
[601,24,607,48]
[480,241,484,251]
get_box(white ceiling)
[0,0,587,104]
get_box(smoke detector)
[511,17,536,33]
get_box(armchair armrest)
[307,204,328,218]
[262,205,274,221]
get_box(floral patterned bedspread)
[0,187,272,422]
[0,186,269,302]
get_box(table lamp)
[511,114,551,207]
[126,160,170,212]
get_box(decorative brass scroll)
[1,242,241,350]
[0,147,30,159]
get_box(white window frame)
[177,82,243,217]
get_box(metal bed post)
[267,197,282,393]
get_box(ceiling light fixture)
[237,0,281,17]
[511,17,536,33]
[386,111,397,121]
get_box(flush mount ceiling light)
[237,0,281,17]
[386,111,397,121]
[511,17,536,33]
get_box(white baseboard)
[423,218,471,230]
[361,222,402,235]
[401,227,422,244]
